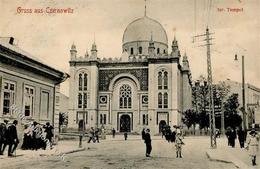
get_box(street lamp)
[234,54,247,131]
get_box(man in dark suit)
[0,119,9,155]
[144,128,152,157]
[5,120,19,157]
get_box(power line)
[193,27,217,149]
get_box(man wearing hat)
[144,128,152,157]
[2,120,19,157]
[246,129,259,166]
[0,119,9,155]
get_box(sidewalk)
[206,137,259,169]
[0,140,85,167]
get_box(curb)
[206,151,234,164]
[62,147,86,155]
[206,150,254,169]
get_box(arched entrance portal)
[159,120,167,133]
[120,114,131,132]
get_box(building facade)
[224,79,260,127]
[0,37,69,141]
[68,15,192,135]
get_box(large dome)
[122,16,168,45]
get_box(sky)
[0,0,259,96]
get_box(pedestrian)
[21,124,31,150]
[237,127,246,148]
[141,128,146,140]
[87,127,95,143]
[230,128,237,148]
[43,122,54,149]
[175,132,184,158]
[245,129,259,166]
[124,132,128,140]
[3,120,19,157]
[112,128,116,138]
[144,128,152,157]
[95,127,100,143]
[225,127,232,146]
[0,119,8,155]
[170,130,176,143]
[162,127,166,138]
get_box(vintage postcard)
[0,0,259,169]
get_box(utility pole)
[193,27,216,148]
[235,54,247,131]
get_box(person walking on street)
[43,122,54,149]
[141,128,146,140]
[175,133,184,158]
[0,119,8,155]
[237,127,246,148]
[245,129,259,166]
[87,127,95,143]
[112,128,116,138]
[95,127,100,143]
[144,128,152,157]
[124,132,128,140]
[230,128,237,148]
[4,120,19,157]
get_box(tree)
[192,75,230,133]
[223,93,242,129]
[182,109,198,135]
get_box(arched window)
[83,93,87,108]
[163,72,168,89]
[158,92,162,108]
[78,93,82,108]
[163,49,166,54]
[100,114,103,124]
[79,74,82,91]
[130,48,134,55]
[83,73,88,91]
[158,70,168,90]
[119,84,132,109]
[157,48,160,54]
[139,47,142,54]
[158,72,162,89]
[163,92,168,108]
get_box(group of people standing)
[0,119,54,157]
[21,121,54,150]
[0,119,19,157]
[225,126,246,148]
[161,125,184,158]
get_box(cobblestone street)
[1,136,238,169]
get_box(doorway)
[120,114,131,132]
[159,120,167,133]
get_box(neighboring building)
[0,37,69,141]
[224,79,260,127]
[68,14,192,135]
[60,93,69,114]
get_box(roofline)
[0,44,69,82]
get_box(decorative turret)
[148,33,155,57]
[70,43,77,59]
[91,42,97,59]
[85,48,89,58]
[171,36,179,57]
[182,52,190,71]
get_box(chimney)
[9,37,14,45]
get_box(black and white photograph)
[0,0,259,168]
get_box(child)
[175,133,184,158]
[245,129,259,166]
